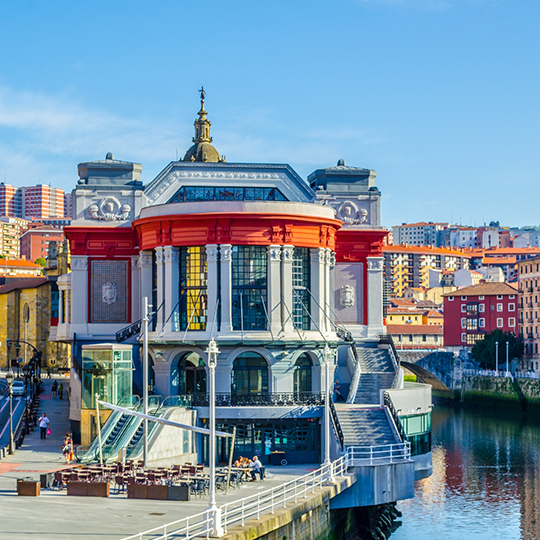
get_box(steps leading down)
[337,407,399,447]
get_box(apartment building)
[392,222,448,246]
[0,217,31,258]
[518,257,540,372]
[20,227,65,261]
[0,183,69,220]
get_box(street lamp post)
[6,370,14,454]
[495,341,499,374]
[506,341,509,375]
[142,296,149,468]
[323,344,335,484]
[22,364,30,435]
[205,339,223,537]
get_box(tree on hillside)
[472,329,523,369]
[34,257,47,268]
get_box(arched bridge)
[398,351,457,394]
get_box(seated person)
[250,455,263,480]
[233,457,244,468]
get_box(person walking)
[51,380,57,399]
[46,368,51,379]
[62,434,73,463]
[333,380,345,402]
[38,413,50,440]
[58,382,64,400]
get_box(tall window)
[294,353,312,393]
[179,247,207,330]
[176,352,206,395]
[232,352,269,395]
[152,251,158,331]
[232,246,267,331]
[292,248,310,330]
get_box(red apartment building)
[443,282,518,348]
[20,227,65,262]
[0,183,68,220]
[0,183,19,216]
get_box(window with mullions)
[179,247,208,331]
[232,352,269,395]
[232,246,267,331]
[292,248,310,330]
[169,186,287,203]
[152,251,158,331]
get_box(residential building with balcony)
[517,257,540,372]
[442,282,518,350]
[392,222,448,246]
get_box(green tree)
[472,329,523,369]
[34,257,47,267]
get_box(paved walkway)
[0,377,318,540]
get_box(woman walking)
[62,434,73,463]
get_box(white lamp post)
[205,339,223,537]
[495,341,499,374]
[506,341,509,375]
[6,369,14,454]
[142,296,149,468]
[323,344,335,484]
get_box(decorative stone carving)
[102,282,117,305]
[206,245,219,261]
[87,197,131,221]
[71,257,88,270]
[324,249,332,265]
[336,201,368,225]
[340,285,355,308]
[220,245,232,261]
[282,246,294,262]
[367,258,384,271]
[267,245,282,261]
[163,246,179,263]
[329,252,336,268]
[138,252,152,267]
[155,247,165,264]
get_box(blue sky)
[0,0,538,228]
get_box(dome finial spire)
[193,86,212,144]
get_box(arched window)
[232,352,268,395]
[294,353,312,393]
[177,352,207,395]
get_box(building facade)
[443,282,518,349]
[518,257,540,372]
[20,226,65,262]
[0,183,70,220]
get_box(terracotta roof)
[0,259,42,268]
[424,309,443,318]
[387,308,423,315]
[481,256,517,265]
[386,324,443,335]
[0,277,48,294]
[442,282,517,297]
[388,298,416,307]
[468,247,540,256]
[395,222,448,228]
[383,245,468,256]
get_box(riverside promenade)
[0,377,349,540]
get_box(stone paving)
[0,377,317,540]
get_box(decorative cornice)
[367,257,384,271]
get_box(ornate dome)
[182,88,224,163]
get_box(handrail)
[346,442,410,465]
[379,333,400,371]
[383,391,407,442]
[329,398,344,450]
[184,392,324,407]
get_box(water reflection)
[393,405,540,540]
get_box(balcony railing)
[181,392,324,407]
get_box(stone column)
[366,257,384,333]
[163,246,180,332]
[155,247,165,330]
[281,245,295,335]
[70,256,88,326]
[131,255,140,322]
[267,245,282,336]
[220,245,233,334]
[310,248,327,333]
[206,245,219,333]
[138,250,153,322]
[327,250,336,333]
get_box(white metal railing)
[463,368,513,380]
[515,371,540,380]
[118,444,408,540]
[120,509,212,540]
[347,443,411,466]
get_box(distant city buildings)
[0,182,70,220]
[20,227,65,262]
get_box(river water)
[392,404,540,540]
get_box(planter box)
[168,485,191,501]
[127,484,148,499]
[67,481,110,497]
[148,484,169,500]
[17,480,40,496]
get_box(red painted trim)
[65,226,139,257]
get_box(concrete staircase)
[337,407,399,447]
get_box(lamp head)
[205,339,220,366]
[6,370,14,386]
[22,365,29,377]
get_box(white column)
[220,245,233,333]
[163,246,180,332]
[310,248,327,333]
[70,256,88,326]
[366,257,384,332]
[155,247,165,329]
[206,245,219,334]
[131,255,140,322]
[138,251,153,317]
[267,245,282,336]
[281,245,295,335]
[328,251,336,333]
[323,249,333,334]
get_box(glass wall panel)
[179,247,208,331]
[292,248,310,330]
[232,352,268,395]
[294,353,312,393]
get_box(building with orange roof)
[387,324,443,350]
[467,246,540,282]
[0,258,44,283]
[383,244,469,297]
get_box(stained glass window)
[179,247,208,331]
[292,248,310,330]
